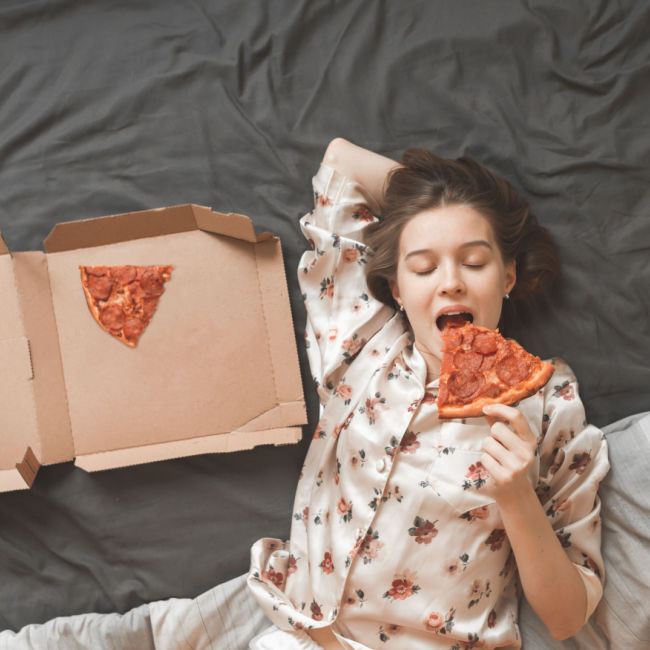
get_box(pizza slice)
[80,265,173,347]
[436,323,554,419]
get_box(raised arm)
[322,138,400,213]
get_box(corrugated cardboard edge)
[0,449,39,492]
[44,204,275,252]
[254,237,307,408]
[75,426,302,472]
[12,252,75,466]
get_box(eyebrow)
[404,240,493,260]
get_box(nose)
[437,263,465,295]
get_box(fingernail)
[482,405,492,414]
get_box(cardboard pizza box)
[0,204,306,492]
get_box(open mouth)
[436,312,474,331]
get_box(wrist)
[493,478,538,515]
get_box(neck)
[415,343,441,384]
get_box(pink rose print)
[261,567,283,588]
[554,380,575,401]
[354,204,375,222]
[342,248,361,263]
[341,334,367,360]
[464,461,489,489]
[382,570,420,601]
[400,430,420,454]
[337,383,353,401]
[445,553,470,576]
[551,498,571,513]
[358,529,383,564]
[424,611,444,632]
[485,528,506,551]
[337,497,353,522]
[569,451,591,474]
[310,600,323,621]
[408,516,439,544]
[424,607,456,634]
[549,448,566,474]
[461,505,490,522]
[317,193,331,207]
[319,277,334,300]
[362,393,388,424]
[287,555,297,575]
[320,551,334,575]
[328,327,338,341]
[487,609,497,628]
[422,391,437,405]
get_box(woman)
[248,139,609,649]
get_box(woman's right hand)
[322,138,399,212]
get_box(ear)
[389,278,401,307]
[504,260,517,295]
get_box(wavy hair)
[363,149,559,333]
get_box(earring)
[504,293,510,300]
[399,305,405,311]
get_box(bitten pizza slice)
[436,323,555,419]
[80,265,173,347]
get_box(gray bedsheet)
[0,0,648,633]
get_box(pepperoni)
[480,353,496,371]
[142,296,159,319]
[496,355,530,386]
[99,304,125,330]
[447,370,485,399]
[111,265,137,284]
[473,332,498,355]
[140,269,165,296]
[123,317,145,341]
[462,329,475,346]
[453,349,483,371]
[87,274,114,300]
[443,328,464,349]
[85,266,108,277]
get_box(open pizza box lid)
[0,204,306,492]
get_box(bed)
[0,1,648,648]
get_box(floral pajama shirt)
[248,164,610,650]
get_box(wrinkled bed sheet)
[0,0,648,634]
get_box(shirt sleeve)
[298,164,394,407]
[536,359,610,622]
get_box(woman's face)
[390,204,516,379]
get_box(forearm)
[322,138,399,212]
[497,486,587,640]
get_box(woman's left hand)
[480,403,538,504]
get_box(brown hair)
[364,149,559,333]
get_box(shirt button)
[376,458,387,473]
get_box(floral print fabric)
[248,165,609,650]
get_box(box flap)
[192,205,274,243]
[44,204,274,253]
[0,337,41,490]
[75,426,302,473]
[12,252,75,465]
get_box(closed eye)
[414,268,436,276]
